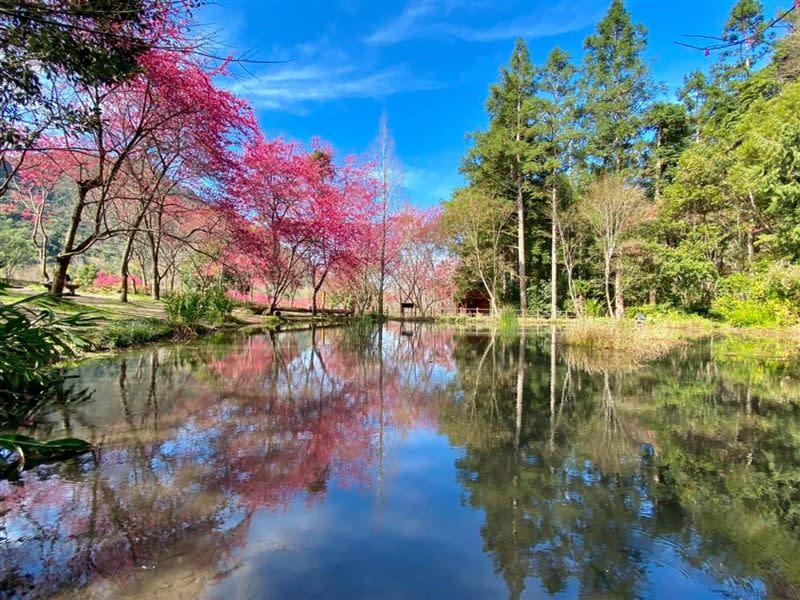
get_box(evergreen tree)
[462,38,536,314]
[582,0,655,173]
[678,71,709,142]
[644,102,691,201]
[717,0,774,81]
[530,47,581,320]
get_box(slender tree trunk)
[549,325,556,448]
[654,128,663,202]
[38,240,49,282]
[517,179,527,316]
[311,270,328,316]
[378,197,387,319]
[614,259,624,320]
[550,184,557,321]
[515,89,527,316]
[515,330,525,449]
[148,232,160,300]
[33,211,49,281]
[603,252,614,318]
[119,229,138,303]
[311,271,318,316]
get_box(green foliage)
[525,280,551,316]
[0,217,35,278]
[206,286,236,322]
[162,286,234,330]
[497,306,518,333]
[72,263,100,287]
[583,298,605,318]
[626,304,712,326]
[97,318,174,348]
[1,1,155,163]
[582,0,655,172]
[712,271,799,327]
[0,293,94,404]
[644,101,691,196]
[0,290,95,435]
[0,434,92,476]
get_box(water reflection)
[1,324,799,599]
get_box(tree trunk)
[614,259,624,320]
[51,188,87,296]
[51,256,71,297]
[119,230,138,303]
[517,179,527,316]
[38,242,49,282]
[603,253,614,318]
[378,197,387,320]
[550,184,557,321]
[152,272,161,300]
[148,232,161,300]
[549,325,556,449]
[654,127,663,202]
[34,215,49,281]
[515,331,525,449]
[311,271,318,316]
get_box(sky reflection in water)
[1,323,799,599]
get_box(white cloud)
[228,62,440,111]
[365,0,602,45]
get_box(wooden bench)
[42,282,81,296]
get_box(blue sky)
[199,0,787,206]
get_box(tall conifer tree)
[462,38,536,314]
[582,0,655,173]
[531,48,580,320]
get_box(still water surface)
[2,323,800,599]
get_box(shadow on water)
[1,324,799,599]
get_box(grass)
[560,318,694,365]
[95,319,176,349]
[497,306,519,334]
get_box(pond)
[1,323,800,599]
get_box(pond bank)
[0,287,357,360]
[433,313,800,364]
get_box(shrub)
[207,286,236,322]
[626,304,712,326]
[73,264,100,287]
[712,271,799,327]
[162,290,210,329]
[584,298,605,318]
[712,297,795,327]
[97,319,174,348]
[162,286,234,330]
[92,271,142,291]
[0,291,94,428]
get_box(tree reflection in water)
[0,324,799,599]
